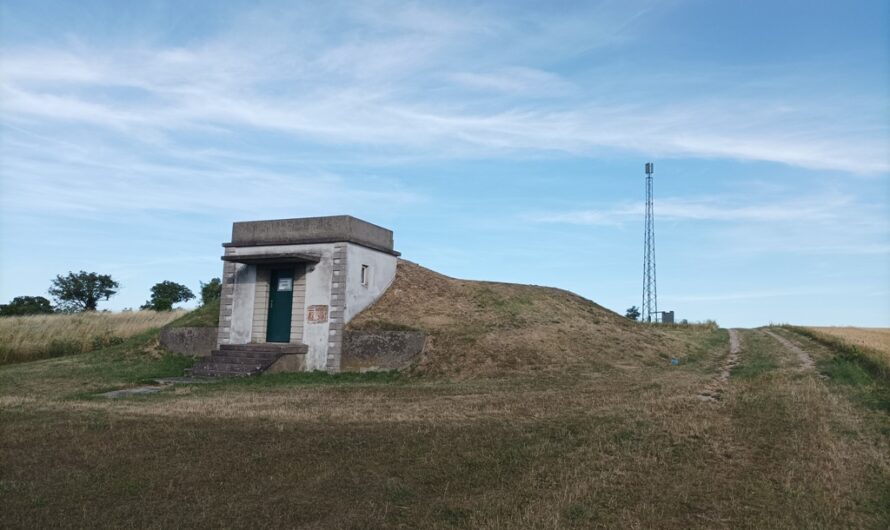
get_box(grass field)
[807,327,890,354]
[0,310,185,365]
[1,325,888,529]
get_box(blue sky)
[1,0,888,327]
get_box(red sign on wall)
[307,305,329,323]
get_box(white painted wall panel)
[344,243,397,323]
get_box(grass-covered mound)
[349,260,709,377]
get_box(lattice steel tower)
[642,162,657,323]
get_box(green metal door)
[266,268,294,342]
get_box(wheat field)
[808,327,890,354]
[807,327,890,367]
[0,310,184,364]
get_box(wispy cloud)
[532,193,861,224]
[667,286,849,303]
[1,1,886,174]
[448,67,576,96]
[531,190,890,256]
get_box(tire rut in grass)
[698,328,742,402]
[762,329,815,371]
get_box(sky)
[0,0,888,327]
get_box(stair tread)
[189,369,257,377]
[219,343,308,354]
[207,355,279,364]
[187,343,308,378]
[193,361,262,370]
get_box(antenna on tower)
[642,162,657,323]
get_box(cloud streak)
[532,190,890,256]
[1,1,886,174]
[533,193,864,224]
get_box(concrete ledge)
[159,327,218,357]
[341,331,426,372]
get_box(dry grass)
[350,260,707,377]
[1,326,888,529]
[0,310,184,364]
[807,327,890,367]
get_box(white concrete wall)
[227,243,336,370]
[225,242,397,371]
[229,264,257,344]
[344,243,398,323]
[300,246,334,371]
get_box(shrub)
[200,278,222,306]
[0,296,54,316]
[141,281,195,311]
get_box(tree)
[625,306,641,320]
[141,281,195,311]
[0,296,54,316]
[48,271,119,312]
[200,277,222,306]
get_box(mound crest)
[348,260,687,376]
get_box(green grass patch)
[780,326,890,413]
[679,328,728,366]
[784,325,889,382]
[167,299,220,328]
[822,356,873,387]
[0,328,196,401]
[815,350,890,413]
[472,286,533,325]
[731,333,778,379]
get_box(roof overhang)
[221,252,321,265]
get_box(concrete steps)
[188,343,308,377]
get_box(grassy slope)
[349,260,709,377]
[166,298,220,328]
[0,330,195,401]
[0,310,185,365]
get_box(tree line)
[0,271,221,316]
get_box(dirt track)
[698,328,741,402]
[762,329,815,370]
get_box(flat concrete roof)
[223,215,399,256]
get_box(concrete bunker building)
[217,215,399,372]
